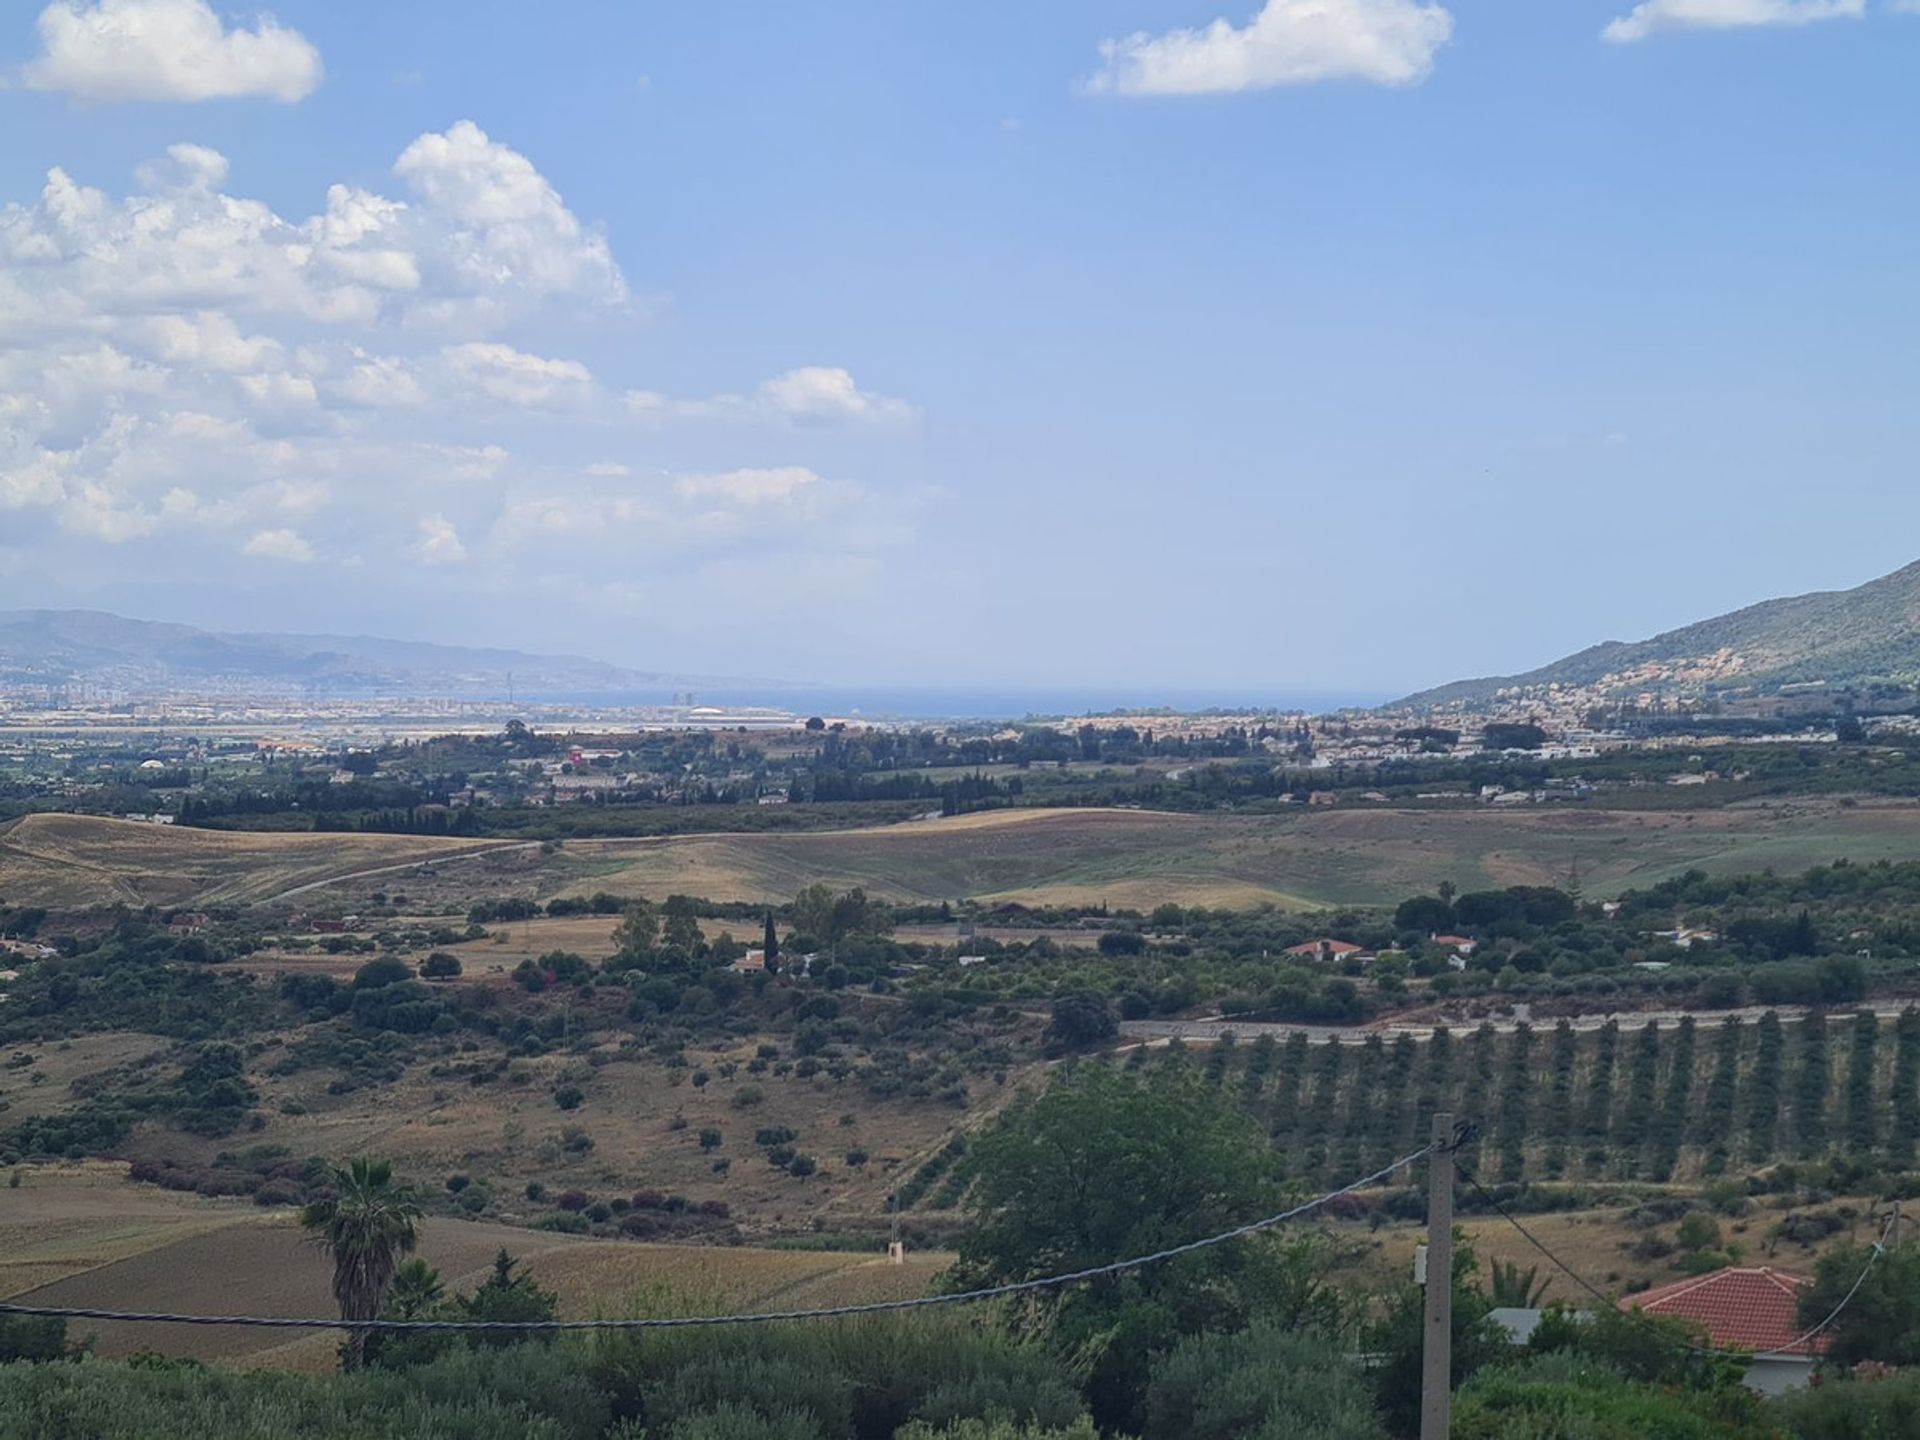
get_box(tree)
[662,896,704,954]
[1394,895,1455,935]
[458,1249,559,1345]
[763,912,780,973]
[792,883,890,944]
[1044,993,1118,1050]
[613,901,659,956]
[299,1157,422,1370]
[951,1065,1279,1428]
[1488,1258,1547,1308]
[353,957,413,990]
[420,951,462,980]
[1799,1242,1920,1366]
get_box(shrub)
[352,957,414,991]
[665,1404,825,1440]
[1141,1323,1386,1440]
[554,1085,585,1112]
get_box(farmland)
[0,814,497,909]
[0,1165,946,1367]
[498,800,1920,911]
[16,799,1920,915]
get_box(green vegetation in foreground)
[11,1068,1920,1437]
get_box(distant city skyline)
[3,1,1917,696]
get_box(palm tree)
[1488,1258,1549,1309]
[384,1258,445,1319]
[300,1157,422,1369]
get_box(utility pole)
[1421,1111,1455,1440]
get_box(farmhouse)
[1621,1266,1821,1395]
[1284,939,1366,963]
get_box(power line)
[0,1143,1434,1334]
[1455,1159,1894,1363]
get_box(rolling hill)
[1400,559,1920,708]
[0,609,730,698]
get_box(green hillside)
[1402,558,1920,707]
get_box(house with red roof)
[1283,939,1366,963]
[1622,1266,1821,1394]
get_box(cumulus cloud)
[24,0,323,103]
[394,121,626,307]
[622,366,914,426]
[1602,0,1864,42]
[413,514,467,565]
[443,341,594,408]
[243,527,315,562]
[0,123,920,617]
[1086,0,1454,96]
[0,123,625,339]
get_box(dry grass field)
[0,814,500,909]
[528,801,1920,911]
[12,800,1920,914]
[0,1033,167,1123]
[1,1166,946,1368]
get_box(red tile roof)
[1621,1266,1819,1356]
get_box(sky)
[1,0,1918,702]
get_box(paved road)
[1121,1001,1919,1048]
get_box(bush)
[1773,1371,1920,1439]
[665,1404,825,1440]
[0,1315,67,1362]
[0,1347,607,1439]
[353,957,414,990]
[553,1085,585,1112]
[1452,1354,1768,1439]
[1141,1324,1386,1440]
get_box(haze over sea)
[520,686,1388,720]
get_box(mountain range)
[1400,560,1920,709]
[0,610,714,700]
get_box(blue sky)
[1,0,1916,699]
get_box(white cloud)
[674,467,823,508]
[243,526,314,562]
[1602,0,1864,42]
[413,514,467,566]
[621,366,913,427]
[1087,0,1453,96]
[330,350,424,408]
[24,0,322,103]
[757,366,917,423]
[142,310,281,372]
[0,126,920,609]
[443,341,593,408]
[394,121,626,308]
[0,124,624,339]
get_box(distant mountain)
[1399,560,1920,709]
[0,609,721,699]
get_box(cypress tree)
[1700,1018,1742,1176]
[1746,1011,1784,1164]
[1651,1017,1695,1182]
[1544,1019,1577,1179]
[1792,1013,1830,1160]
[1892,1008,1920,1170]
[1845,1010,1878,1157]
